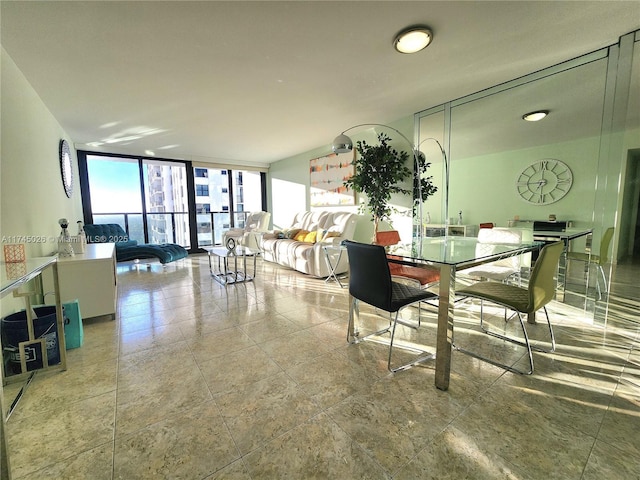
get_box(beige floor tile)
[449,388,596,479]
[214,371,320,454]
[119,322,186,356]
[17,442,114,480]
[258,329,333,368]
[595,386,640,459]
[237,313,301,344]
[4,257,639,479]
[243,412,388,479]
[116,351,212,437]
[8,358,117,420]
[7,391,116,478]
[204,458,253,479]
[582,438,640,480]
[199,344,283,394]
[286,350,381,409]
[114,400,239,479]
[326,373,459,473]
[393,426,529,480]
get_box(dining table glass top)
[389,235,543,268]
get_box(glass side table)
[322,244,348,288]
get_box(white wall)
[1,49,83,315]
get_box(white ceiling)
[2,1,639,168]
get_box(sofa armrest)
[224,228,246,236]
[319,236,345,247]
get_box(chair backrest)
[477,227,521,244]
[598,227,614,265]
[344,240,393,312]
[244,211,270,231]
[528,241,564,312]
[476,227,523,268]
[374,230,401,247]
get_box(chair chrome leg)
[347,295,357,343]
[541,306,556,352]
[594,265,602,300]
[388,311,435,373]
[597,265,607,299]
[457,302,534,375]
[348,296,391,344]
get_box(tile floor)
[4,254,640,479]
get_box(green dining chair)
[455,241,564,375]
[566,227,614,300]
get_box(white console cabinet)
[44,243,117,319]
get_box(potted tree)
[345,132,436,242]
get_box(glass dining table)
[388,235,543,391]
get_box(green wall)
[447,136,602,229]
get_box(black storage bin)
[2,305,61,374]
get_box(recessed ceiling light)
[522,110,549,122]
[393,26,433,54]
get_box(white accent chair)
[461,227,526,284]
[222,211,271,251]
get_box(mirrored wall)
[415,30,639,318]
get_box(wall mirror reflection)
[416,36,638,316]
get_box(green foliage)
[343,133,411,224]
[413,151,438,214]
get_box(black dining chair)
[343,240,439,372]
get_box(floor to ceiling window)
[193,167,264,248]
[143,159,190,248]
[83,155,146,243]
[78,152,266,251]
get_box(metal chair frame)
[454,241,563,375]
[567,227,614,300]
[344,240,438,372]
[374,230,441,329]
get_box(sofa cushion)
[302,231,318,243]
[293,230,310,241]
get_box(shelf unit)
[424,224,478,237]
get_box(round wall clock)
[59,139,73,198]
[516,159,573,205]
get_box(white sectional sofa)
[260,211,359,277]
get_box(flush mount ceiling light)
[522,110,549,122]
[393,26,433,54]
